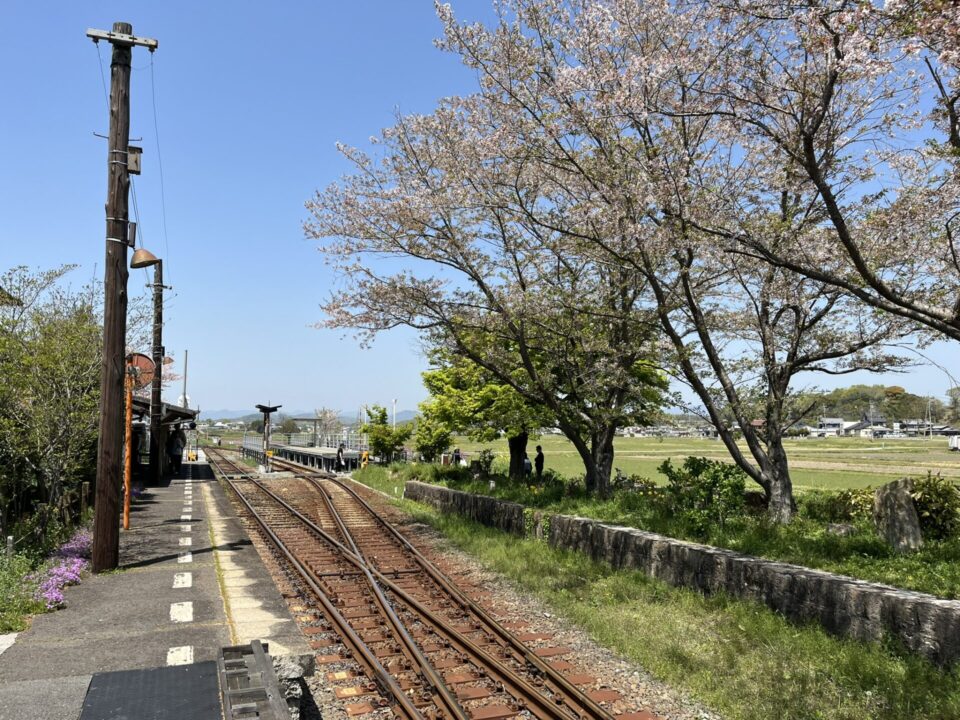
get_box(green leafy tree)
[0,266,103,545]
[413,416,451,463]
[361,404,412,463]
[420,349,552,480]
[278,417,300,434]
[947,387,960,424]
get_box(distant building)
[816,417,846,437]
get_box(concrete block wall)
[404,480,960,666]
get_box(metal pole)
[263,411,271,472]
[181,349,188,407]
[91,22,134,573]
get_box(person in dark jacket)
[534,445,544,479]
[167,424,186,474]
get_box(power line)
[150,54,171,283]
[129,177,153,286]
[94,42,109,105]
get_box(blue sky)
[1,1,956,418]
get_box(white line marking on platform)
[179,536,192,546]
[170,601,193,623]
[173,572,192,588]
[181,514,191,521]
[181,524,192,533]
[166,646,193,665]
[178,551,192,563]
[0,633,18,657]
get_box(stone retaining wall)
[404,480,960,666]
[404,481,526,535]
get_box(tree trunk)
[507,432,528,481]
[574,428,616,497]
[591,431,616,498]
[761,435,795,523]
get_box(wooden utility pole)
[149,262,164,486]
[89,23,158,573]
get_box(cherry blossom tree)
[305,102,667,496]
[681,0,960,342]
[433,0,916,521]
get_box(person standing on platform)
[336,442,346,472]
[167,424,186,475]
[534,445,544,479]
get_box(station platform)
[269,443,360,472]
[0,459,311,720]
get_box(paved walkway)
[0,459,309,720]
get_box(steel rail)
[312,481,471,720]
[222,461,588,720]
[323,473,616,720]
[206,451,426,720]
[266,453,614,720]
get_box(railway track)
[205,448,648,720]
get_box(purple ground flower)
[55,528,92,560]
[33,528,92,609]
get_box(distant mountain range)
[203,409,418,424]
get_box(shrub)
[475,449,495,476]
[800,488,874,523]
[658,457,746,533]
[911,474,960,541]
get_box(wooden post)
[81,481,90,516]
[149,261,163,486]
[89,22,158,573]
[123,366,134,530]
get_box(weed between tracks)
[351,467,960,720]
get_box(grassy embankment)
[353,465,960,720]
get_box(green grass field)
[449,434,960,490]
